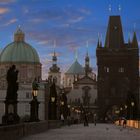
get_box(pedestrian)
[61,114,64,125]
[67,115,71,126]
[84,114,88,127]
[123,118,127,128]
[93,114,97,126]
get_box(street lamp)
[30,78,39,122]
[131,102,135,119]
[51,97,55,102]
[124,105,128,118]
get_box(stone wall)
[0,121,48,140]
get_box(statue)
[2,65,20,124]
[6,65,19,100]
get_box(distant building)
[66,51,97,120]
[96,15,139,120]
[0,27,46,123]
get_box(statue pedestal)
[30,98,40,122]
[2,100,20,125]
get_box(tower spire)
[132,31,138,48]
[86,40,89,56]
[97,33,100,48]
[53,40,56,56]
[75,48,78,60]
[128,32,131,46]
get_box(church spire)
[128,33,131,46]
[75,48,78,61]
[85,41,92,76]
[49,41,60,72]
[132,32,138,48]
[97,34,101,48]
[105,16,124,48]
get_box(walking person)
[61,114,64,125]
[84,113,88,127]
[123,118,127,128]
[93,114,97,126]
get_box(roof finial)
[86,40,89,56]
[109,4,112,12]
[118,4,121,12]
[18,25,21,28]
[75,48,78,60]
[53,40,56,56]
[134,23,136,32]
[128,32,131,44]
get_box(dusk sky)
[0,0,140,79]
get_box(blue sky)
[0,0,140,79]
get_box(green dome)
[0,28,40,63]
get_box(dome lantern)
[14,26,25,42]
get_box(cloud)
[68,16,84,23]
[3,18,17,26]
[0,7,9,14]
[0,0,16,4]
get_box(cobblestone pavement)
[22,123,140,140]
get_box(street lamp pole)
[131,102,135,120]
[30,78,40,122]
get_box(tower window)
[104,66,109,73]
[119,67,124,73]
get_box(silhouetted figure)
[123,118,127,128]
[2,65,20,124]
[93,114,97,126]
[6,65,19,100]
[84,113,88,126]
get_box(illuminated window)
[104,66,109,73]
[119,67,124,73]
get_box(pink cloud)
[0,7,9,14]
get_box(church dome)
[0,28,40,63]
[66,59,84,74]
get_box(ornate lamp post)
[60,88,67,119]
[30,78,40,122]
[48,79,57,120]
[124,105,128,118]
[131,101,135,119]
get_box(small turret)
[132,32,138,48]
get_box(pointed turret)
[97,38,100,48]
[132,32,138,48]
[85,42,92,76]
[49,43,60,73]
[128,33,131,47]
[100,41,102,48]
[105,16,124,48]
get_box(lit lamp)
[120,107,123,111]
[61,101,64,106]
[115,110,120,114]
[125,105,127,109]
[131,102,134,107]
[32,90,38,98]
[51,97,55,102]
[30,78,39,122]
[68,105,70,108]
[131,102,135,120]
